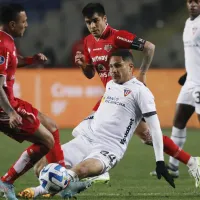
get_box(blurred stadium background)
[0,0,198,127]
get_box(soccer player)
[73,2,197,180]
[150,0,200,180]
[19,49,176,199]
[0,4,65,199]
[18,50,200,199]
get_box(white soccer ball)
[39,163,70,194]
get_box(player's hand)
[156,161,175,188]
[9,110,22,128]
[137,73,146,84]
[75,51,86,67]
[33,53,48,64]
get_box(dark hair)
[0,4,25,24]
[110,49,134,63]
[82,3,105,18]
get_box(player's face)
[109,56,134,84]
[85,13,107,38]
[9,11,28,37]
[187,0,200,19]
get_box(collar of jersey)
[94,24,109,42]
[0,30,14,41]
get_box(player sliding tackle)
[19,50,175,199]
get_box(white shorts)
[72,113,94,137]
[176,81,200,114]
[61,135,119,173]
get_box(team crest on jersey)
[0,56,5,65]
[192,27,198,35]
[97,64,106,71]
[124,89,131,97]
[104,44,112,52]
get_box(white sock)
[169,127,187,168]
[34,186,48,197]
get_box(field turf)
[0,128,200,200]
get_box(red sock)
[1,144,48,184]
[163,135,191,164]
[45,129,65,167]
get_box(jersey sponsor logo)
[99,71,111,78]
[124,89,131,97]
[104,96,125,107]
[116,36,132,43]
[120,118,134,145]
[104,44,112,52]
[92,55,108,62]
[0,56,5,65]
[93,48,102,51]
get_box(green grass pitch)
[0,128,200,200]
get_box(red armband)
[24,57,34,65]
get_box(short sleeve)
[0,47,9,76]
[83,38,92,64]
[136,86,156,115]
[113,30,137,49]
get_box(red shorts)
[92,97,102,111]
[0,98,40,143]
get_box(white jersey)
[85,77,156,159]
[183,15,200,85]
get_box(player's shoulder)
[0,31,14,49]
[84,34,94,45]
[126,78,153,95]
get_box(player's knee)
[47,118,58,132]
[75,165,90,178]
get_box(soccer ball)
[39,163,70,194]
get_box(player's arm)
[138,41,155,83]
[114,31,155,84]
[17,53,47,68]
[0,48,22,127]
[137,86,175,188]
[75,39,95,79]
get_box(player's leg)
[37,111,65,167]
[18,135,92,198]
[168,103,194,171]
[188,88,200,188]
[0,123,54,200]
[60,149,118,198]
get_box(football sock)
[169,127,187,168]
[1,144,49,184]
[163,135,190,166]
[45,129,65,167]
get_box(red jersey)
[0,31,18,108]
[84,25,138,87]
